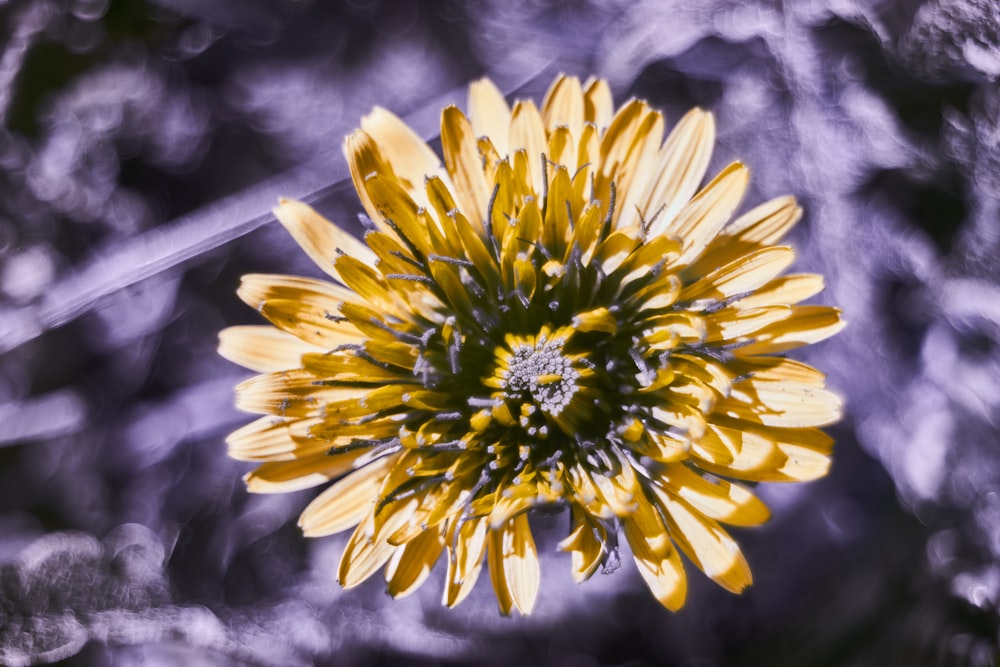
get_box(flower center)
[499,334,580,416]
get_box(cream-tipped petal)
[583,77,614,130]
[469,78,511,156]
[385,526,446,599]
[218,325,321,374]
[509,100,547,196]
[654,490,753,594]
[669,162,749,267]
[298,455,397,537]
[273,198,375,282]
[245,451,365,494]
[501,513,540,614]
[441,105,491,230]
[645,108,716,237]
[541,74,585,141]
[361,106,447,207]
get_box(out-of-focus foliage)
[0,0,997,665]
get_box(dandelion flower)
[219,75,844,614]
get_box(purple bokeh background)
[0,0,998,665]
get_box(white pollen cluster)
[500,336,580,416]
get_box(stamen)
[385,273,435,285]
[429,254,475,268]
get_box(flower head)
[219,75,844,614]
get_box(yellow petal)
[644,108,715,237]
[441,105,490,230]
[658,464,770,527]
[234,370,361,417]
[487,524,515,615]
[444,516,489,608]
[726,194,802,245]
[469,78,511,155]
[623,511,687,611]
[236,272,358,310]
[679,246,796,304]
[736,306,845,355]
[273,198,375,282]
[669,162,749,267]
[652,488,753,594]
[582,77,614,130]
[298,454,397,537]
[731,273,824,310]
[385,526,446,599]
[360,106,447,208]
[541,74,584,141]
[226,416,324,462]
[717,380,843,428]
[245,451,366,494]
[218,325,321,373]
[557,507,607,583]
[502,513,540,614]
[508,100,547,196]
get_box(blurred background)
[0,0,998,665]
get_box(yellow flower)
[219,75,844,614]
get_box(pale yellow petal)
[218,325,321,374]
[541,74,585,141]
[645,108,716,236]
[385,526,446,599]
[227,415,325,462]
[298,455,396,537]
[360,106,447,207]
[245,451,366,494]
[668,162,749,267]
[273,198,375,282]
[652,488,753,594]
[582,77,614,130]
[469,78,511,155]
[658,464,770,527]
[441,105,490,230]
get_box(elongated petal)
[298,455,397,537]
[469,78,511,155]
[245,451,366,493]
[219,325,320,373]
[669,163,749,267]
[441,106,490,229]
[653,489,753,594]
[385,526,446,599]
[361,106,447,207]
[273,198,375,281]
